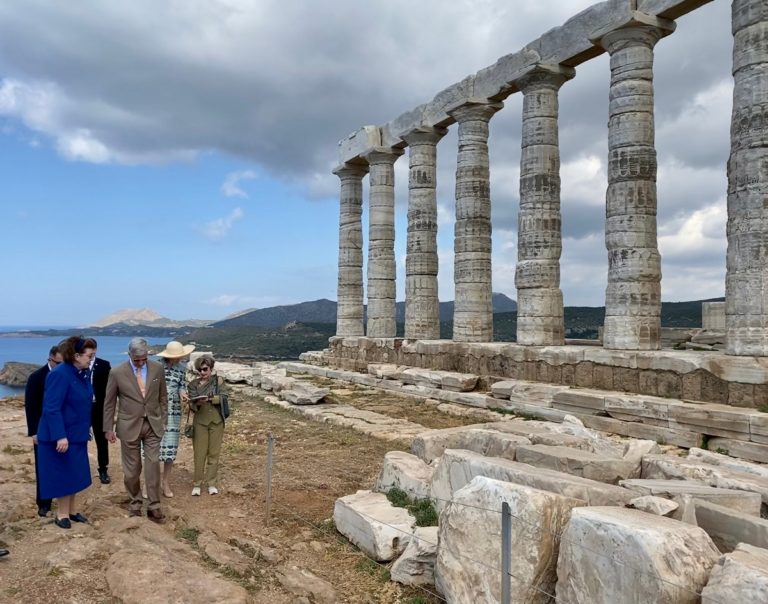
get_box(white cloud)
[197,207,244,241]
[221,169,257,198]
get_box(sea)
[0,330,169,399]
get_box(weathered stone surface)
[260,372,295,393]
[628,495,678,516]
[622,439,660,466]
[490,379,569,402]
[367,363,402,379]
[280,381,330,405]
[374,451,433,501]
[556,507,720,604]
[396,367,478,392]
[604,395,676,426]
[704,438,768,464]
[668,403,755,439]
[552,389,607,413]
[333,164,367,336]
[701,543,768,603]
[620,478,762,517]
[390,526,438,587]
[411,427,531,463]
[430,449,633,513]
[106,549,249,604]
[641,455,768,510]
[688,447,768,480]
[275,565,338,604]
[333,490,415,561]
[197,532,251,576]
[579,413,705,449]
[515,444,638,484]
[436,476,583,604]
[694,499,768,553]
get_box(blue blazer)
[36,363,94,444]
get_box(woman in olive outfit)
[187,355,227,496]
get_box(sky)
[0,0,731,326]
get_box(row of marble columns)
[334,3,768,356]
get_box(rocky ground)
[0,383,481,603]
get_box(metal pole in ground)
[265,432,274,526]
[501,501,511,604]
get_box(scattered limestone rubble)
[239,359,768,598]
[252,364,329,405]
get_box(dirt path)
[0,379,478,603]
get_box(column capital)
[332,163,368,180]
[446,99,503,123]
[516,64,576,94]
[591,12,676,52]
[401,126,448,146]
[361,146,404,166]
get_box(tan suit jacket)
[104,360,168,441]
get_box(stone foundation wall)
[323,337,768,408]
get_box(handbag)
[216,377,231,419]
[183,409,194,438]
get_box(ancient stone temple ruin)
[324,0,768,409]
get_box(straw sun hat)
[156,341,195,358]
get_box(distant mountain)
[87,308,212,329]
[216,293,518,329]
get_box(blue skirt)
[37,441,92,499]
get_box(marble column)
[402,127,447,340]
[598,20,674,350]
[333,163,369,337]
[447,100,503,342]
[515,65,574,346]
[363,147,403,338]
[726,0,768,356]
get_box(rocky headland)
[0,361,37,387]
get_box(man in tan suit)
[104,337,168,523]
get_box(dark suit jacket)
[92,357,111,407]
[24,363,51,437]
[104,360,168,441]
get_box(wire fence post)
[501,501,511,604]
[265,431,274,527]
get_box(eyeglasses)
[199,366,211,372]
[48,358,61,365]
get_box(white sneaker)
[191,487,201,496]
[208,486,219,495]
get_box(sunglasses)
[199,366,211,372]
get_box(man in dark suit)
[24,344,63,517]
[89,341,112,484]
[104,337,168,524]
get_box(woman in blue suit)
[37,336,96,529]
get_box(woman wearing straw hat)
[155,340,194,498]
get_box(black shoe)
[54,517,71,529]
[37,506,51,518]
[69,513,88,523]
[0,549,8,558]
[98,470,111,484]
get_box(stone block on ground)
[430,449,633,513]
[280,381,330,405]
[620,478,762,517]
[701,544,768,604]
[688,447,768,480]
[333,490,415,561]
[396,367,478,392]
[629,495,678,517]
[641,455,768,512]
[603,395,677,427]
[390,526,438,587]
[694,499,768,553]
[704,438,768,465]
[411,426,531,463]
[436,476,583,604]
[275,565,338,604]
[668,402,755,439]
[515,444,638,484]
[374,451,433,501]
[260,372,295,392]
[367,363,402,379]
[552,389,607,415]
[556,507,720,604]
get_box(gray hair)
[128,337,149,358]
[194,354,215,371]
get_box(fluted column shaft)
[515,66,574,346]
[726,0,768,355]
[600,23,672,350]
[363,148,403,338]
[448,101,503,343]
[333,164,368,337]
[402,127,447,340]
